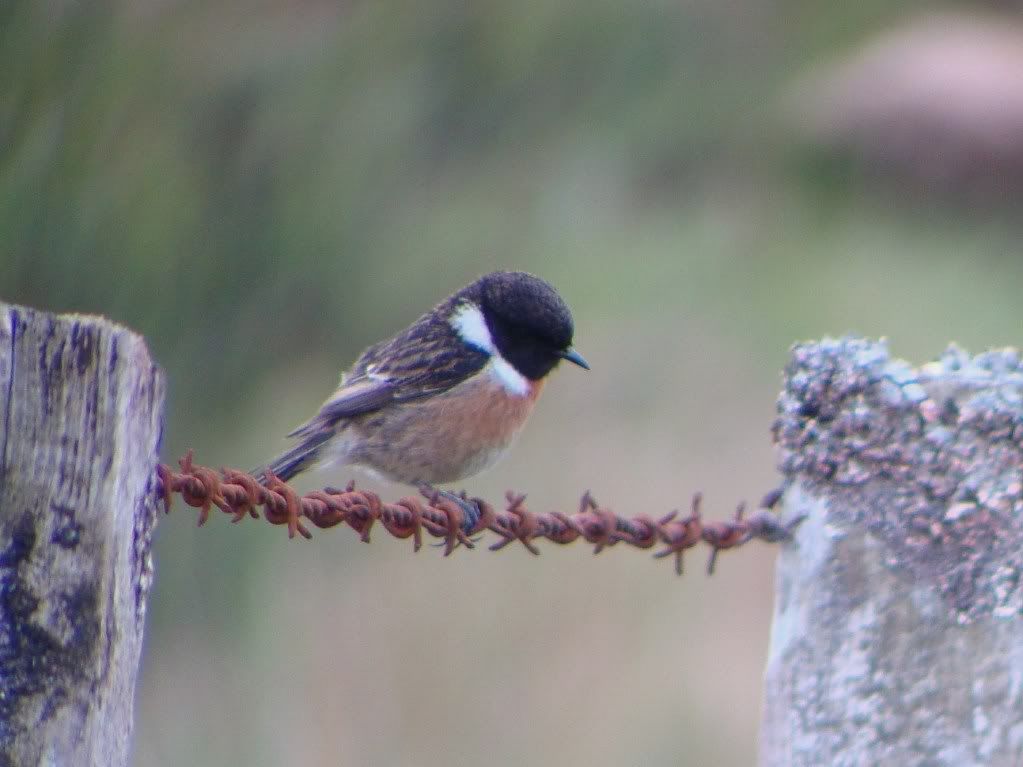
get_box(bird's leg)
[417,483,483,536]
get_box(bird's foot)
[417,485,483,538]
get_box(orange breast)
[428,371,542,454]
[347,364,545,484]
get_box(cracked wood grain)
[0,302,164,767]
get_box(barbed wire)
[156,450,801,575]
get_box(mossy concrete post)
[0,302,164,766]
[761,339,1023,766]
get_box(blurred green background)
[5,1,1023,765]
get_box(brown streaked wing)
[350,309,489,403]
[286,378,396,438]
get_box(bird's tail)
[252,431,333,486]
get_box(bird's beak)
[558,347,590,370]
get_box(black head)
[465,271,588,381]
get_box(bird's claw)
[418,485,483,537]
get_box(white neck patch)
[450,301,530,397]
[451,302,495,353]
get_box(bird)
[253,270,588,528]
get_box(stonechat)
[255,271,588,509]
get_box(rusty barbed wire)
[156,450,801,574]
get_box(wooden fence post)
[0,301,164,766]
[761,338,1023,766]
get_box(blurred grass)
[2,1,1021,765]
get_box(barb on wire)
[156,450,802,574]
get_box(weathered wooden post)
[0,302,164,766]
[761,338,1023,766]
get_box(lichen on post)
[762,338,1023,766]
